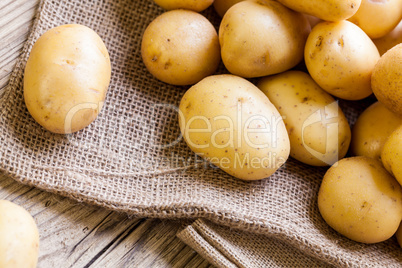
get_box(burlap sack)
[1,0,401,267]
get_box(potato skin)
[351,102,402,161]
[24,24,111,134]
[276,0,361,22]
[373,20,402,56]
[213,0,244,17]
[153,0,214,12]
[219,0,310,78]
[371,44,402,116]
[141,10,220,86]
[382,125,402,187]
[348,0,402,39]
[179,74,290,181]
[305,20,380,100]
[0,200,39,268]
[258,71,351,166]
[318,157,402,244]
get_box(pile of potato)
[141,0,402,245]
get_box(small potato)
[213,0,244,17]
[373,20,402,56]
[0,200,39,268]
[153,0,214,12]
[141,10,220,85]
[371,44,402,116]
[179,74,290,181]
[318,156,402,244]
[348,0,402,39]
[305,20,380,100]
[258,71,351,166]
[351,102,402,161]
[219,0,310,78]
[382,125,402,187]
[276,0,361,22]
[24,24,111,134]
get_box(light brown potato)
[0,200,39,268]
[24,24,111,134]
[382,125,402,187]
[351,102,402,161]
[371,44,402,116]
[141,10,220,86]
[373,19,402,56]
[396,221,402,247]
[305,20,380,100]
[318,156,402,244]
[258,71,351,166]
[213,0,244,17]
[304,14,322,29]
[348,0,402,39]
[179,74,290,181]
[219,0,310,78]
[276,0,361,22]
[153,0,214,12]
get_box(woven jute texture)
[1,0,401,267]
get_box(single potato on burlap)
[381,125,402,187]
[141,10,220,85]
[348,0,402,39]
[179,74,290,181]
[371,44,402,116]
[219,0,310,78]
[275,0,361,22]
[258,71,351,166]
[318,157,402,244]
[351,102,402,161]
[153,0,213,12]
[305,20,380,100]
[0,200,39,268]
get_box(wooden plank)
[0,0,213,267]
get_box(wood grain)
[0,1,212,267]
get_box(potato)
[179,74,290,181]
[0,200,39,268]
[351,102,402,161]
[305,20,380,100]
[276,0,361,22]
[371,44,402,116]
[141,10,220,86]
[318,156,402,244]
[396,221,402,247]
[258,71,351,166]
[213,0,244,17]
[153,0,214,12]
[373,20,402,56]
[24,24,111,134]
[348,0,402,39]
[382,125,402,187]
[219,0,310,78]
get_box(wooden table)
[0,1,212,267]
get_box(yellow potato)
[351,102,402,161]
[276,0,361,22]
[258,71,351,166]
[371,44,402,116]
[318,156,402,244]
[382,125,402,187]
[305,20,380,100]
[153,0,214,12]
[213,0,244,17]
[0,200,39,268]
[396,221,402,247]
[24,24,111,134]
[373,20,402,56]
[219,0,310,78]
[141,10,220,86]
[348,0,402,39]
[179,74,290,181]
